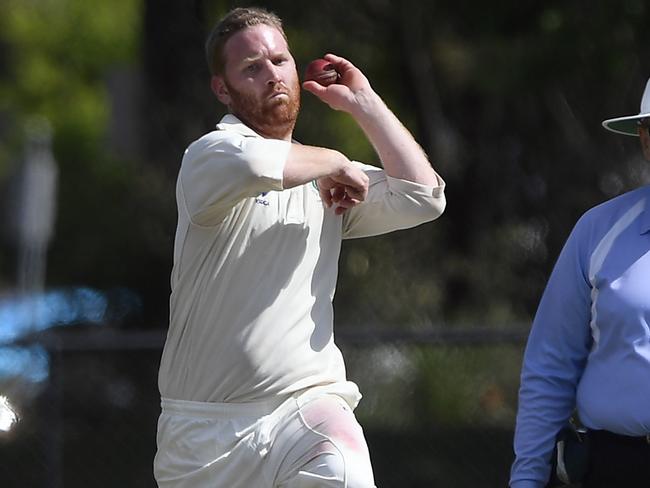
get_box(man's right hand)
[283,145,369,214]
[317,163,369,214]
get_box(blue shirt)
[510,185,650,488]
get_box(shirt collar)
[214,113,300,144]
[215,114,262,138]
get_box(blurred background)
[0,0,649,486]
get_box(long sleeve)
[510,220,593,488]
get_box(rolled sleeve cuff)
[384,173,446,219]
[385,173,446,198]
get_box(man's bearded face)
[225,75,300,140]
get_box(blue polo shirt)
[510,184,650,488]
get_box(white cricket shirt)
[158,114,446,405]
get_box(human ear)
[211,75,231,106]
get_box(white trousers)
[153,389,377,488]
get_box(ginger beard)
[225,77,301,140]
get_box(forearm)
[282,144,346,188]
[511,228,592,488]
[302,54,440,187]
[350,89,439,186]
[282,144,369,209]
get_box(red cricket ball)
[304,58,339,86]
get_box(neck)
[234,111,295,141]
[254,122,294,141]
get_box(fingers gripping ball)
[304,59,340,86]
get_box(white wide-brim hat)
[602,78,650,136]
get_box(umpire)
[509,77,650,488]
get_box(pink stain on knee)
[301,397,367,453]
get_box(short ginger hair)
[205,7,287,76]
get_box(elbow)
[416,190,445,224]
[396,192,446,229]
[417,174,446,221]
[428,192,446,220]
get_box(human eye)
[244,62,260,75]
[272,56,288,66]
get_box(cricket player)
[154,6,446,487]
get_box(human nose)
[265,62,282,84]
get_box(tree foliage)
[0,0,174,322]
[1,0,649,329]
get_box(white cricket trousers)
[153,391,377,488]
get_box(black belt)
[588,429,650,446]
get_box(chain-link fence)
[0,327,526,488]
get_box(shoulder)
[578,186,648,229]
[570,186,649,252]
[182,114,262,161]
[184,129,244,160]
[180,128,263,173]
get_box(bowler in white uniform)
[154,6,446,488]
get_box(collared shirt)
[510,185,650,488]
[158,114,446,405]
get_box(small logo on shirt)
[255,192,270,206]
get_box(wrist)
[329,150,351,177]
[349,88,383,121]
